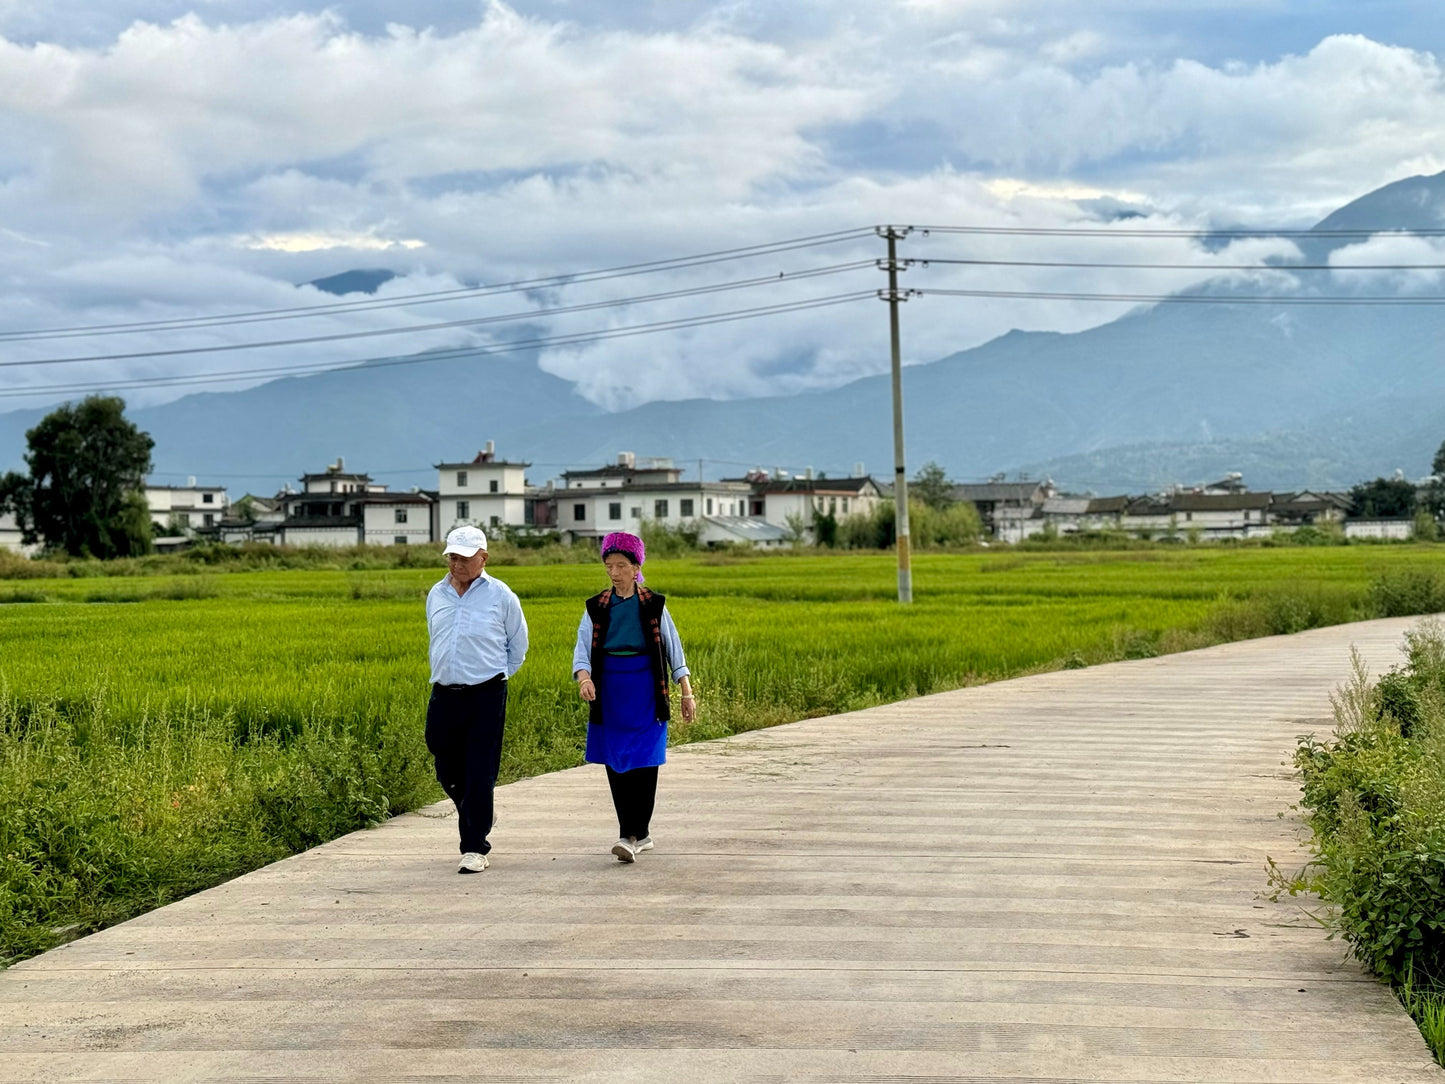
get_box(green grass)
[4,545,1445,965]
[1287,619,1445,1066]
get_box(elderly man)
[425,525,528,873]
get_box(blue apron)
[585,652,667,772]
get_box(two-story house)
[550,452,798,546]
[223,458,434,547]
[950,481,1054,543]
[435,441,530,534]
[744,472,884,530]
[145,480,229,535]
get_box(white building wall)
[280,525,361,547]
[1344,519,1414,540]
[0,511,38,555]
[760,492,809,527]
[438,464,529,529]
[562,493,599,535]
[362,504,433,545]
[145,486,228,531]
[442,494,528,532]
[558,484,752,541]
[302,475,373,495]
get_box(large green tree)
[912,461,954,511]
[1424,440,1445,521]
[1349,477,1417,519]
[0,396,154,557]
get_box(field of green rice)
[4,545,1445,963]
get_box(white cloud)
[0,5,1441,415]
[240,232,427,253]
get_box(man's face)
[447,549,487,582]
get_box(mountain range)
[2,171,1444,497]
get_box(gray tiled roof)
[950,483,1044,503]
[701,516,791,541]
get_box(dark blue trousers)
[425,676,507,854]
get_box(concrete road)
[3,617,1442,1082]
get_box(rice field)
[3,545,1445,962]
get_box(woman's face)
[603,553,638,591]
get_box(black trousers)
[425,677,507,854]
[605,765,658,840]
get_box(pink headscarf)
[600,531,645,584]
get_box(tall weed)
[1291,621,1445,1064]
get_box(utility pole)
[879,225,913,603]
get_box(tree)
[912,461,954,511]
[1423,441,1445,521]
[811,507,838,547]
[1349,477,1417,520]
[782,511,810,548]
[0,396,154,557]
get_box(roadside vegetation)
[5,547,1445,967]
[1283,620,1445,1066]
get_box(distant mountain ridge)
[308,269,397,295]
[3,171,1445,495]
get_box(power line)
[0,228,876,342]
[908,224,1445,238]
[906,258,1445,271]
[148,455,865,483]
[0,291,875,400]
[12,221,1442,344]
[0,260,875,369]
[913,287,1445,304]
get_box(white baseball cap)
[443,524,487,557]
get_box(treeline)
[813,498,982,549]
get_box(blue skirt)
[585,653,667,772]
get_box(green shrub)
[1291,625,1445,1061]
[1370,568,1445,618]
[1375,668,1423,738]
[637,519,701,557]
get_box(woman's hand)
[576,671,596,702]
[680,694,698,723]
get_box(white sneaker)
[634,835,654,852]
[458,852,489,874]
[611,838,637,863]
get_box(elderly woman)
[573,531,697,862]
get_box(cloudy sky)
[0,0,1441,412]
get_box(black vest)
[585,587,671,725]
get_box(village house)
[1270,491,1353,527]
[213,495,284,544]
[219,458,434,547]
[435,441,530,535]
[740,471,884,531]
[145,480,229,535]
[1147,491,1274,539]
[555,454,756,544]
[1005,479,1362,542]
[950,481,1055,543]
[1033,495,1138,536]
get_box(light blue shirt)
[572,600,691,682]
[427,572,528,685]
